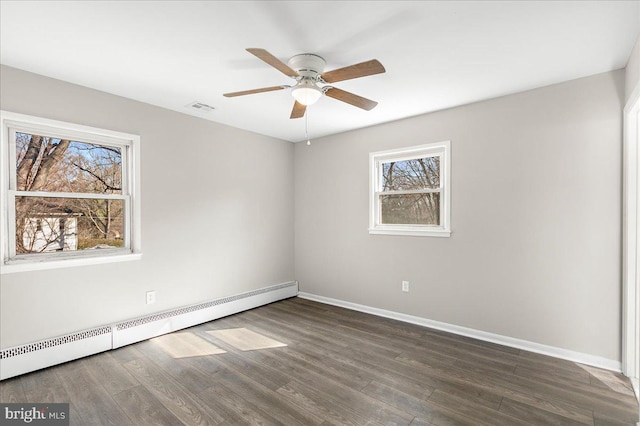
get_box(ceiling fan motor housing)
[288,54,326,79]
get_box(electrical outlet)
[402,281,409,292]
[146,291,156,305]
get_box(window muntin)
[1,111,141,272]
[370,141,450,237]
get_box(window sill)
[369,227,451,237]
[1,251,142,274]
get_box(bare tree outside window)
[14,132,124,254]
[380,156,441,225]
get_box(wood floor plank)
[368,372,435,402]
[270,339,378,388]
[0,376,26,403]
[241,308,453,393]
[235,345,414,425]
[191,328,294,391]
[499,396,592,425]
[260,299,638,423]
[451,355,517,376]
[243,309,503,413]
[322,311,525,373]
[409,353,586,420]
[198,382,283,426]
[412,332,521,369]
[583,365,636,397]
[593,414,638,426]
[176,351,225,376]
[134,338,220,394]
[81,352,139,396]
[282,347,372,389]
[20,366,71,403]
[108,344,145,364]
[267,302,408,358]
[275,380,383,426]
[590,376,636,398]
[250,307,419,374]
[396,345,637,424]
[428,389,530,426]
[18,366,85,426]
[496,385,596,425]
[112,385,184,425]
[592,404,640,425]
[416,324,521,355]
[54,361,133,426]
[282,299,426,342]
[501,369,637,423]
[515,364,593,386]
[213,368,324,425]
[517,349,602,376]
[122,357,224,425]
[361,380,483,426]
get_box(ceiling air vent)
[186,101,215,113]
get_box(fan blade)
[290,101,306,119]
[321,59,385,83]
[324,87,378,111]
[223,85,288,97]
[246,48,299,78]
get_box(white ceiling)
[1,1,639,143]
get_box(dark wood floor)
[1,297,638,425]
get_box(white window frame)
[369,141,451,237]
[0,111,142,274]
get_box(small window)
[1,111,141,273]
[369,141,451,237]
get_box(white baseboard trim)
[0,281,298,380]
[297,292,622,372]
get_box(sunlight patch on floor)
[151,331,227,358]
[207,328,287,351]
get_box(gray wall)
[0,65,295,349]
[294,70,625,361]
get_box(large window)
[1,111,141,273]
[369,141,450,237]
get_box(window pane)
[381,156,440,191]
[15,196,124,254]
[381,193,440,225]
[15,132,122,194]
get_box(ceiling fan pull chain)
[305,109,311,146]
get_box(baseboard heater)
[0,281,298,380]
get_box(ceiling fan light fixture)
[291,80,322,106]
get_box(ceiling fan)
[223,48,386,119]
